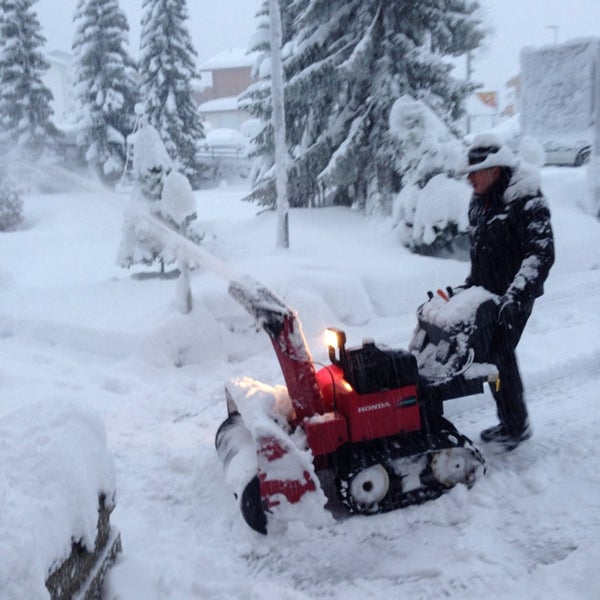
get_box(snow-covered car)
[467,115,593,168]
[504,130,591,167]
[542,139,591,167]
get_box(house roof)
[198,96,239,112]
[199,47,258,71]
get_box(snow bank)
[0,401,116,600]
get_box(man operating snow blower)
[461,132,554,450]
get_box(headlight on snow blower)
[325,327,346,366]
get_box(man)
[462,132,555,450]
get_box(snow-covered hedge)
[0,401,117,600]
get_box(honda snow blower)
[130,210,499,534]
[215,278,500,534]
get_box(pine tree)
[0,0,57,158]
[239,0,308,208]
[139,0,205,188]
[243,0,484,211]
[72,0,139,185]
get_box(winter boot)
[480,424,505,442]
[501,425,532,451]
[481,423,532,450]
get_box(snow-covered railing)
[197,143,249,161]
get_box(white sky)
[36,0,600,92]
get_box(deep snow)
[1,166,600,599]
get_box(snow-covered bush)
[132,124,172,203]
[117,124,202,285]
[390,95,470,258]
[0,184,24,231]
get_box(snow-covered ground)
[1,167,599,599]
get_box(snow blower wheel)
[430,447,481,488]
[339,464,392,514]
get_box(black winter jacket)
[465,164,555,307]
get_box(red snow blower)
[215,277,500,534]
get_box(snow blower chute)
[216,278,500,534]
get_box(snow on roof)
[522,35,600,57]
[198,96,240,112]
[199,47,258,71]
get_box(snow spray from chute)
[137,208,239,282]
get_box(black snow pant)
[487,300,533,437]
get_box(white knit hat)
[462,132,517,173]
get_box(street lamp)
[546,25,559,44]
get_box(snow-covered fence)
[197,143,248,161]
[196,136,251,181]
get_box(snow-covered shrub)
[393,175,471,258]
[132,124,172,203]
[0,184,24,231]
[390,95,469,258]
[116,125,202,280]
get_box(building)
[465,91,501,134]
[42,50,76,128]
[196,48,258,131]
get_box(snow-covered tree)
[72,0,139,185]
[390,95,470,257]
[138,0,205,188]
[0,0,58,158]
[117,124,201,279]
[242,0,484,211]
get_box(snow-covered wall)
[520,37,600,142]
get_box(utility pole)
[591,44,600,218]
[466,51,473,134]
[269,0,290,249]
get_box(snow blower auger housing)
[215,278,499,534]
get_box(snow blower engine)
[215,278,500,534]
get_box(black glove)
[497,298,521,346]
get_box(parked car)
[466,116,593,168]
[542,139,591,167]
